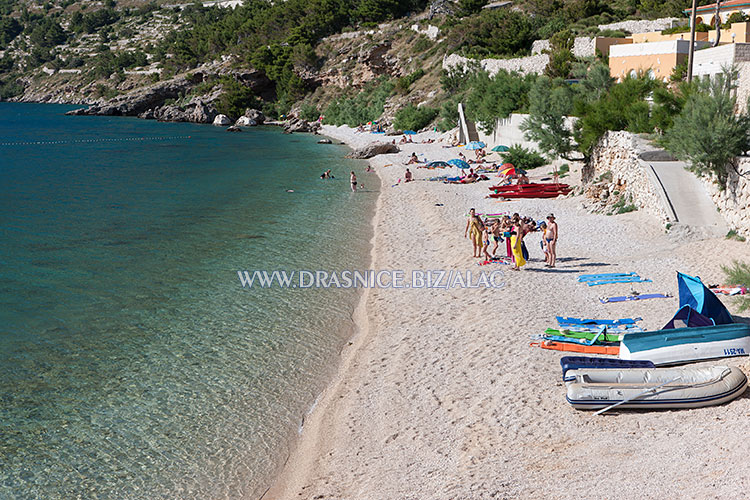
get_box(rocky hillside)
[0,0,692,128]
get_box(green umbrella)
[492,145,510,152]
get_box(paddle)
[594,377,682,415]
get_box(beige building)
[609,39,711,81]
[686,0,750,27]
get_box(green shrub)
[323,77,394,126]
[726,230,747,242]
[393,104,438,131]
[663,69,750,187]
[721,261,750,311]
[299,102,320,122]
[412,35,432,54]
[500,144,546,171]
[395,69,425,94]
[216,78,261,120]
[438,95,461,131]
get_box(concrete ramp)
[646,160,728,237]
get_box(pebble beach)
[265,125,750,500]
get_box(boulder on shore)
[283,118,321,134]
[244,108,265,124]
[65,77,193,117]
[213,114,232,126]
[235,116,257,126]
[346,142,400,159]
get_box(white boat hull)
[566,366,747,410]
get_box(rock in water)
[317,138,332,144]
[243,108,265,124]
[213,114,232,126]
[235,116,257,126]
[226,125,242,132]
[346,143,400,159]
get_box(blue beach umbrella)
[492,145,510,152]
[465,141,486,150]
[403,130,417,135]
[425,160,451,169]
[448,158,470,169]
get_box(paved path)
[646,160,728,236]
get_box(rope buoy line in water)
[0,135,193,147]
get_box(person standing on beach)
[464,208,485,258]
[545,214,558,267]
[350,171,357,192]
[510,214,526,270]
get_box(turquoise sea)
[0,103,377,499]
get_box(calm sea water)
[0,103,377,499]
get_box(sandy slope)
[264,126,750,500]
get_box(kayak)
[531,340,620,355]
[620,323,750,365]
[544,328,622,343]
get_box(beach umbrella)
[448,158,470,169]
[500,164,516,176]
[403,130,417,135]
[425,160,451,169]
[492,145,510,152]
[465,141,486,150]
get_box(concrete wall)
[474,114,540,152]
[583,131,672,221]
[699,158,750,238]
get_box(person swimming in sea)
[320,169,334,179]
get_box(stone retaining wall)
[597,18,681,34]
[700,159,750,238]
[583,131,671,221]
[442,53,548,77]
[531,37,597,58]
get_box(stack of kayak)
[488,182,571,199]
[530,316,643,355]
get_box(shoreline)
[263,125,750,499]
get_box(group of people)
[320,168,365,192]
[465,210,558,269]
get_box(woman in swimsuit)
[350,171,357,192]
[464,208,485,258]
[510,214,526,270]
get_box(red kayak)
[489,182,570,192]
[490,190,569,199]
[488,182,571,199]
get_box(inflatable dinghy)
[566,365,747,411]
